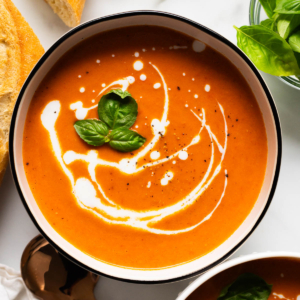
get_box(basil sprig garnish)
[217,273,272,300]
[234,0,300,77]
[74,89,146,152]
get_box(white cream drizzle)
[150,151,160,160]
[69,76,135,120]
[41,62,229,235]
[70,102,88,120]
[192,40,206,52]
[273,293,291,300]
[133,60,143,71]
[205,84,211,92]
[161,172,174,186]
[154,83,161,89]
[179,151,188,160]
[140,74,146,81]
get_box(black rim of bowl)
[9,10,282,284]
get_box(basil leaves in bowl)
[74,89,146,152]
[237,0,300,89]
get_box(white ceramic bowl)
[9,11,281,283]
[177,252,300,299]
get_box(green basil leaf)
[289,30,300,52]
[260,17,277,31]
[74,120,109,146]
[275,0,300,14]
[277,14,300,39]
[98,89,138,130]
[294,52,300,68]
[217,273,273,300]
[259,0,277,18]
[109,128,146,152]
[234,25,300,76]
[109,89,132,99]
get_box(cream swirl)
[40,63,228,235]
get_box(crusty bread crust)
[44,0,86,27]
[4,0,45,85]
[0,0,44,184]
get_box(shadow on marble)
[94,275,192,300]
[0,168,39,269]
[0,168,17,227]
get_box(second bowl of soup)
[178,252,300,300]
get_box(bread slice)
[44,0,86,27]
[4,0,45,85]
[0,0,44,184]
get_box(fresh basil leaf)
[277,14,300,39]
[294,51,300,68]
[293,53,300,79]
[275,0,300,14]
[289,30,300,52]
[260,17,277,30]
[217,273,272,300]
[74,120,109,146]
[98,89,138,130]
[109,89,132,99]
[259,0,277,18]
[109,128,146,152]
[234,25,300,76]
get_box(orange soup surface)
[23,26,268,269]
[187,258,300,300]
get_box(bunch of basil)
[74,89,146,152]
[235,0,300,78]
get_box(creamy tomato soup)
[23,26,267,269]
[187,258,300,299]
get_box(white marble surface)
[1,0,300,299]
